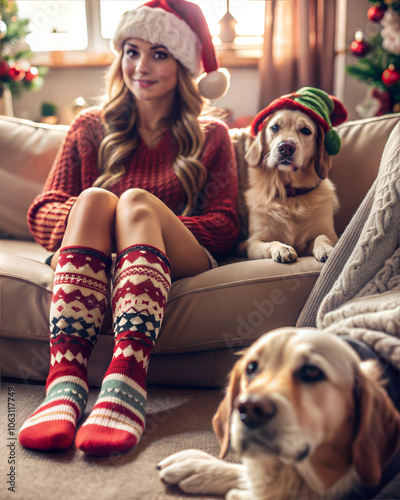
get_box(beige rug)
[1,380,229,500]
[1,379,399,500]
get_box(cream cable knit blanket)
[297,120,400,369]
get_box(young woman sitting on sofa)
[18,0,239,456]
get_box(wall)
[12,0,370,125]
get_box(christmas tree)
[0,0,46,98]
[347,0,400,117]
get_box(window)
[100,1,265,47]
[16,1,88,51]
[16,0,264,64]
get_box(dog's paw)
[314,245,334,262]
[272,245,298,263]
[158,449,235,495]
[227,489,252,500]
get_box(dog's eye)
[246,361,259,378]
[270,124,279,133]
[296,364,326,383]
[300,127,312,135]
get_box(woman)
[19,0,239,456]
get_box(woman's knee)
[72,187,118,214]
[117,189,159,224]
[115,189,166,251]
[64,188,119,251]
[69,188,119,223]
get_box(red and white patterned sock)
[18,246,110,451]
[75,244,171,456]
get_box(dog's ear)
[314,125,332,179]
[352,360,400,487]
[244,123,269,168]
[212,359,243,458]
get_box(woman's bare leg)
[75,188,211,455]
[19,188,117,451]
[115,188,211,280]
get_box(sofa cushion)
[0,116,68,239]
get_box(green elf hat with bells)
[250,87,348,156]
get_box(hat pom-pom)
[197,68,230,100]
[324,129,341,156]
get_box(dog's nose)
[278,141,296,158]
[236,396,277,429]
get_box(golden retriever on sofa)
[158,328,400,500]
[241,86,348,264]
[244,109,339,263]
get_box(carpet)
[1,379,228,500]
[1,379,399,500]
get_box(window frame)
[26,0,262,69]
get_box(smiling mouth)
[135,79,156,88]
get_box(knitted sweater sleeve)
[178,120,239,255]
[27,109,103,251]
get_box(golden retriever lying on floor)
[243,87,347,263]
[158,328,400,500]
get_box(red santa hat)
[112,0,230,100]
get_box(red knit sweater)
[28,107,239,256]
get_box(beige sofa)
[1,112,399,388]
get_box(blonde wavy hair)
[94,49,208,216]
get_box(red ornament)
[371,88,392,115]
[24,66,39,82]
[350,39,369,56]
[367,5,385,23]
[8,63,26,81]
[0,59,10,77]
[382,65,400,86]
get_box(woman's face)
[121,37,179,105]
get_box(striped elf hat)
[251,87,348,155]
[112,0,230,100]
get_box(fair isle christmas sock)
[75,244,171,456]
[18,246,110,451]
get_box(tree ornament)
[368,4,386,23]
[0,19,7,39]
[371,87,392,115]
[382,64,400,85]
[355,86,392,117]
[381,10,400,55]
[350,31,369,56]
[0,59,10,77]
[24,66,39,82]
[393,102,400,112]
[8,63,25,81]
